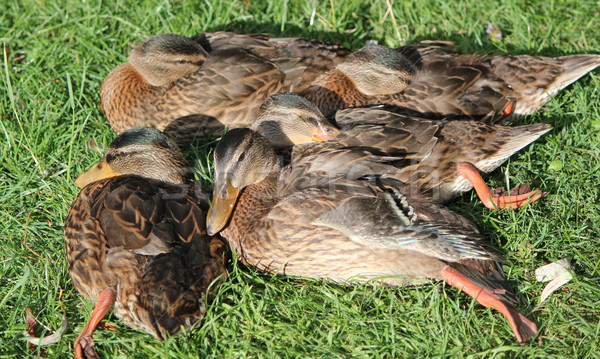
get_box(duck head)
[251,93,339,148]
[336,44,414,96]
[75,127,188,187]
[129,33,209,87]
[207,128,279,235]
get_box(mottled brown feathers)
[304,42,600,122]
[292,107,551,202]
[65,175,225,340]
[209,128,538,342]
[212,129,502,286]
[101,32,349,134]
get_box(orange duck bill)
[75,160,118,187]
[312,123,340,142]
[207,179,240,236]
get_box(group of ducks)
[64,31,600,358]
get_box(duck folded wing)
[389,58,513,122]
[280,147,402,195]
[196,31,350,70]
[193,32,274,52]
[274,147,497,265]
[196,32,350,91]
[395,40,459,64]
[171,49,288,124]
[308,186,497,263]
[334,107,439,159]
[298,106,550,205]
[90,177,208,255]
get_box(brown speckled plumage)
[101,33,349,134]
[208,128,537,342]
[293,107,552,202]
[65,128,226,358]
[195,32,351,91]
[65,177,225,339]
[212,129,489,283]
[305,42,600,122]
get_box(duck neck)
[222,172,280,248]
[241,173,280,211]
[303,69,370,117]
[100,63,162,133]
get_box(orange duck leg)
[74,288,115,359]
[442,267,538,343]
[458,162,546,209]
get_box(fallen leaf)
[548,160,563,171]
[26,308,38,353]
[535,258,573,303]
[23,306,68,347]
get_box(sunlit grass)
[1,0,599,357]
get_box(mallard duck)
[250,93,549,208]
[160,92,340,147]
[206,128,538,343]
[296,105,552,208]
[101,33,349,134]
[65,127,226,359]
[304,43,600,121]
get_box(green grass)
[1,0,600,357]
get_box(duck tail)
[135,238,226,340]
[474,122,552,173]
[491,53,600,117]
[547,54,600,98]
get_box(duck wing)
[163,48,290,128]
[196,31,351,92]
[65,176,224,339]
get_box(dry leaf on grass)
[23,306,68,347]
[535,258,573,304]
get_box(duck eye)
[176,59,189,64]
[237,152,246,162]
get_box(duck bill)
[74,160,118,187]
[207,180,240,235]
[312,125,339,142]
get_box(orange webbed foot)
[96,321,118,332]
[74,333,100,359]
[74,288,115,359]
[488,183,547,209]
[458,162,547,209]
[442,267,538,344]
